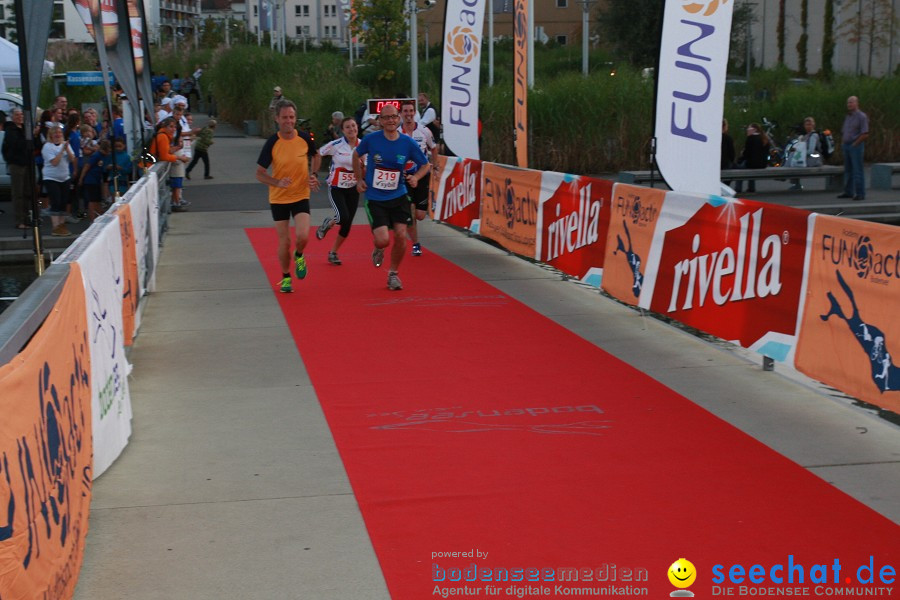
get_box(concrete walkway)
[72,122,900,599]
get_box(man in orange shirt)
[256,99,321,293]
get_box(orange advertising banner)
[795,215,900,413]
[0,265,93,599]
[601,184,667,306]
[117,204,139,346]
[480,163,541,258]
[513,0,528,168]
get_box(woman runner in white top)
[315,117,365,265]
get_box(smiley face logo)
[668,558,697,589]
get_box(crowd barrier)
[429,156,899,415]
[0,163,169,598]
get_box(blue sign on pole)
[66,71,116,86]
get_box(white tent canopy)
[0,37,55,96]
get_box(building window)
[556,0,568,6]
[253,5,258,16]
[555,35,567,45]
[301,4,310,17]
[296,25,303,35]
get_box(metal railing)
[0,162,171,364]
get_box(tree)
[596,0,661,68]
[353,0,409,91]
[795,0,809,75]
[839,0,899,75]
[729,2,758,75]
[822,0,835,79]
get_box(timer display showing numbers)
[367,98,416,116]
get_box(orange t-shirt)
[256,131,318,204]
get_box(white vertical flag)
[441,0,486,159]
[655,0,734,196]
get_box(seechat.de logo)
[446,26,479,64]
[682,0,729,16]
[668,558,697,598]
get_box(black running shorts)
[366,195,412,230]
[270,199,310,221]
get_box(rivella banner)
[537,173,612,287]
[655,0,734,195]
[643,193,810,359]
[432,156,482,231]
[441,0,485,159]
[795,215,900,413]
[0,266,93,600]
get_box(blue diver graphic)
[821,269,899,393]
[613,220,644,298]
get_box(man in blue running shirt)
[353,103,430,291]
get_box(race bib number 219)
[373,167,400,191]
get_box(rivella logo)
[446,26,479,64]
[666,207,785,313]
[682,0,729,16]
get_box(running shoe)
[387,271,403,291]
[372,247,385,268]
[294,253,308,279]
[279,276,292,293]
[328,251,342,265]
[316,216,336,240]
[412,243,422,257]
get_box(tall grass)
[209,45,370,137]
[156,42,899,174]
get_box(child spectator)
[186,119,216,180]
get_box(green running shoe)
[294,253,308,279]
[279,276,293,293]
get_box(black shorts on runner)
[270,199,310,221]
[366,195,412,230]
[408,172,430,211]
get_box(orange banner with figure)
[601,184,667,306]
[118,204,139,346]
[480,163,540,258]
[0,265,93,600]
[513,0,528,168]
[795,215,900,413]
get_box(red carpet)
[248,226,899,599]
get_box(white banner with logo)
[441,0,486,159]
[74,215,134,478]
[655,0,734,196]
[130,172,160,301]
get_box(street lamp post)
[410,0,418,102]
[578,0,597,76]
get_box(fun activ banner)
[513,0,528,168]
[130,173,160,300]
[480,163,540,258]
[72,0,116,128]
[72,215,133,478]
[128,0,156,133]
[0,265,93,600]
[655,0,734,195]
[432,156,482,231]
[537,173,612,287]
[795,215,900,413]
[601,184,667,305]
[441,0,485,159]
[642,193,810,359]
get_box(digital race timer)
[367,98,416,115]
